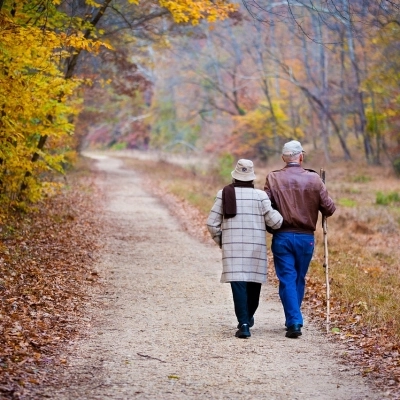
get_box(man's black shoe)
[285,324,302,338]
[285,323,302,331]
[235,324,251,338]
[237,317,254,329]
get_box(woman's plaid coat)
[207,187,283,283]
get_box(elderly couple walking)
[207,140,336,339]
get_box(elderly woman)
[207,159,282,338]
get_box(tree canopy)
[0,0,235,218]
[1,0,400,219]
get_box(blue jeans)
[271,233,315,327]
[230,282,262,326]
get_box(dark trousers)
[230,281,262,326]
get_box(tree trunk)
[370,89,381,164]
[21,0,113,196]
[339,28,348,140]
[270,21,281,98]
[343,0,372,162]
[253,21,279,151]
[300,21,318,152]
[312,13,330,162]
[293,81,352,160]
[20,135,48,193]
[65,0,113,79]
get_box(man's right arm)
[319,182,336,217]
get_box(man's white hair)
[282,152,302,163]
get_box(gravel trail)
[36,155,382,399]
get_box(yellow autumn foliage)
[230,101,303,160]
[0,5,104,216]
[0,0,235,219]
[159,0,236,24]
[363,22,400,144]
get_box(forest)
[0,0,399,214]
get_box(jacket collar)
[286,163,301,167]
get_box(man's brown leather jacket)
[264,164,336,235]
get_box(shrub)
[376,191,400,205]
[393,157,400,177]
[352,175,371,183]
[217,153,235,181]
[110,142,127,151]
[338,198,357,207]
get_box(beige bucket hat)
[231,159,256,181]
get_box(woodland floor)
[14,153,393,399]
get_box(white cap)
[282,140,305,156]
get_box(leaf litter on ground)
[0,160,104,399]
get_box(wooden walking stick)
[320,168,330,333]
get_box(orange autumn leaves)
[0,171,102,396]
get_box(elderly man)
[264,140,336,338]
[207,159,283,339]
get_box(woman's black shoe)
[237,317,254,329]
[235,324,251,338]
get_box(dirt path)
[36,155,383,399]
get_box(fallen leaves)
[305,273,400,396]
[0,162,103,398]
